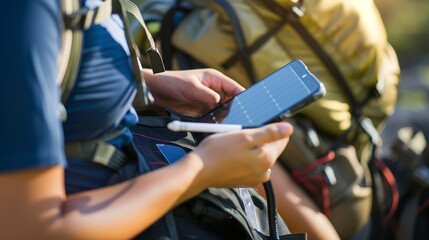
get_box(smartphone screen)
[196,60,325,128]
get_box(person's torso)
[63,14,138,144]
[64,1,139,194]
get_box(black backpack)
[381,127,429,240]
[107,113,307,240]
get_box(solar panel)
[197,61,324,128]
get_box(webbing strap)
[60,0,120,116]
[396,192,420,240]
[113,0,166,107]
[120,0,166,73]
[65,129,129,170]
[63,0,165,108]
[61,1,166,168]
[120,0,156,55]
[63,0,113,30]
[82,0,113,29]
[115,0,152,107]
[65,141,128,170]
[213,0,257,82]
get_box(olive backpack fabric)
[132,0,401,239]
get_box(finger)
[219,77,245,99]
[203,69,245,100]
[189,83,221,107]
[259,168,272,183]
[254,137,289,159]
[265,168,272,180]
[244,122,293,148]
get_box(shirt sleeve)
[0,0,66,172]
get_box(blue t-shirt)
[0,0,66,172]
[0,0,139,193]
[64,5,139,193]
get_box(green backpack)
[133,0,401,239]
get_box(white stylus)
[167,120,242,133]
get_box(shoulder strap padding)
[58,0,83,104]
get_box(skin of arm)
[0,64,293,239]
[0,122,292,239]
[256,163,340,240]
[0,155,203,239]
[1,1,294,238]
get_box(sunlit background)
[375,0,429,147]
[133,0,429,147]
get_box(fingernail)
[278,124,291,135]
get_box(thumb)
[245,122,293,147]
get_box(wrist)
[174,152,208,199]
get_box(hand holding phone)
[168,60,325,132]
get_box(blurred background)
[133,0,429,148]
[375,0,429,148]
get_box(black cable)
[264,180,280,240]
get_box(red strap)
[291,151,336,217]
[376,159,399,224]
[293,151,335,177]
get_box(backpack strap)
[64,128,136,170]
[60,0,168,167]
[214,0,258,82]
[112,0,166,107]
[59,0,118,121]
[59,0,166,118]
[159,0,190,70]
[58,0,83,121]
[115,0,165,73]
[59,0,115,105]
[255,1,387,238]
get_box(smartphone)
[196,60,325,128]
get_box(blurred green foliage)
[376,0,429,67]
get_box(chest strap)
[65,128,131,170]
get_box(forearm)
[0,155,204,240]
[61,155,205,239]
